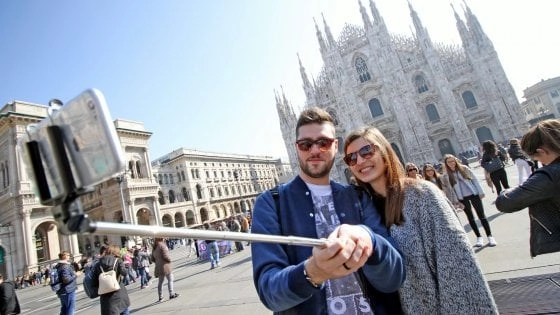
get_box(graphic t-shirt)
[306,183,374,315]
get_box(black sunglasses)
[343,144,375,166]
[296,138,335,152]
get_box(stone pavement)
[14,164,560,314]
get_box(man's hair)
[295,107,335,138]
[58,251,70,259]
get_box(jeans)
[58,291,76,315]
[157,273,175,298]
[207,241,220,268]
[138,267,148,287]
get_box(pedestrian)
[54,251,78,315]
[229,217,244,251]
[507,138,533,184]
[151,237,179,302]
[481,140,510,194]
[91,244,131,315]
[442,154,497,247]
[251,107,405,314]
[203,223,221,269]
[344,126,497,314]
[135,247,151,289]
[0,274,20,315]
[496,119,560,257]
[404,162,422,179]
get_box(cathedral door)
[475,127,494,143]
[438,139,456,157]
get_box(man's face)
[295,123,337,184]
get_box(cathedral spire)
[322,13,335,46]
[297,53,313,99]
[452,4,471,50]
[463,1,493,50]
[358,0,372,31]
[408,0,434,50]
[314,17,327,53]
[369,0,382,24]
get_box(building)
[0,99,280,279]
[276,1,528,183]
[521,76,560,126]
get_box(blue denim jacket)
[251,176,405,314]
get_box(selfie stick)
[92,221,328,247]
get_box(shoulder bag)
[482,156,504,173]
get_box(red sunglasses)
[296,138,335,152]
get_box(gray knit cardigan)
[390,180,498,314]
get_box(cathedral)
[275,0,528,183]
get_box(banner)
[196,240,233,260]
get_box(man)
[55,251,77,315]
[203,223,220,269]
[251,107,405,314]
[229,216,244,251]
[0,274,20,315]
[151,238,179,302]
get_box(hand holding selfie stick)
[21,90,327,248]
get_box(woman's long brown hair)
[442,154,471,187]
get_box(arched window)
[368,98,383,118]
[355,57,371,83]
[414,75,429,93]
[425,104,440,123]
[462,91,478,109]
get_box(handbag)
[482,156,504,173]
[98,259,120,295]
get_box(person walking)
[251,107,405,314]
[496,119,560,257]
[344,127,497,314]
[442,154,497,247]
[507,138,533,185]
[135,247,151,289]
[151,238,179,302]
[54,251,78,315]
[481,140,510,194]
[203,223,220,269]
[0,274,20,315]
[229,217,244,252]
[91,244,130,315]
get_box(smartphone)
[20,89,125,204]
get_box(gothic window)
[169,190,176,203]
[182,187,191,201]
[462,91,478,109]
[327,109,339,126]
[425,104,440,123]
[355,57,371,83]
[158,191,165,205]
[414,75,429,93]
[368,98,384,118]
[196,184,203,199]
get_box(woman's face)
[424,167,435,178]
[345,137,386,187]
[445,157,457,171]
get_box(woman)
[441,154,497,247]
[422,163,443,190]
[507,138,533,184]
[92,245,130,315]
[151,238,179,302]
[481,140,510,194]
[404,162,422,179]
[496,119,560,257]
[343,126,497,314]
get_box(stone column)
[22,209,38,272]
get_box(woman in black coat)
[496,119,560,257]
[92,244,131,315]
[481,140,510,194]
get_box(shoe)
[158,296,164,302]
[170,293,180,299]
[488,236,497,247]
[474,237,484,247]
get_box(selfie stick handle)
[91,221,327,248]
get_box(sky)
[1,1,559,162]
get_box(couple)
[251,107,497,314]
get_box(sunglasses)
[296,138,335,152]
[343,144,375,166]
[407,168,418,172]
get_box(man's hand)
[305,224,373,284]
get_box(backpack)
[49,265,62,292]
[83,262,99,299]
[98,259,120,295]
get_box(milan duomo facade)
[276,1,528,183]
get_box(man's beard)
[298,155,334,179]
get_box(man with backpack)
[51,251,77,315]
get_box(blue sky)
[1,1,558,161]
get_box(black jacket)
[92,255,131,315]
[496,157,560,257]
[507,143,528,161]
[0,281,20,315]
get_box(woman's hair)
[481,140,498,156]
[343,126,406,227]
[422,163,442,189]
[106,245,121,257]
[442,154,471,187]
[521,119,560,156]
